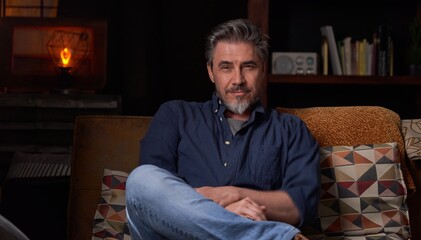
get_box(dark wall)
[58,0,248,116]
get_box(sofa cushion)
[401,119,421,161]
[277,106,415,194]
[303,142,411,239]
[92,168,130,240]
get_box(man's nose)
[232,69,245,84]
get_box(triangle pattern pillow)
[302,142,411,240]
[92,168,131,240]
[401,119,421,161]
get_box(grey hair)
[205,18,269,67]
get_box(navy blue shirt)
[140,93,320,226]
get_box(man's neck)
[224,110,251,121]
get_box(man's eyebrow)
[241,60,257,66]
[217,60,232,67]
[216,60,257,68]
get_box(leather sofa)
[67,106,421,240]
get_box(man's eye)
[244,64,255,69]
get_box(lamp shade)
[47,30,90,74]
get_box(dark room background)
[58,0,248,116]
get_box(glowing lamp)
[47,30,89,89]
[60,47,72,67]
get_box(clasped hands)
[195,186,267,221]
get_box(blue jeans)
[126,164,300,240]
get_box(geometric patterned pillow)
[302,142,411,240]
[92,169,131,240]
[401,119,421,161]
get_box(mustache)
[226,85,251,93]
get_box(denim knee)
[126,164,167,202]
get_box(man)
[126,18,320,239]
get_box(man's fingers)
[239,198,267,221]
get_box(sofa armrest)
[67,115,152,240]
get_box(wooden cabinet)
[247,0,421,118]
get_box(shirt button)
[224,141,230,145]
[224,163,227,167]
[219,117,223,122]
[214,109,218,113]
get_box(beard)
[222,85,258,115]
[225,99,252,115]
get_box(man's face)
[207,41,264,115]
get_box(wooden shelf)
[268,75,421,85]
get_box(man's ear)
[207,64,214,83]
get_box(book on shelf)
[358,38,367,75]
[337,38,342,74]
[320,25,343,75]
[366,41,374,76]
[321,36,329,75]
[351,41,358,75]
[342,37,352,75]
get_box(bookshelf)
[268,75,421,85]
[247,0,421,118]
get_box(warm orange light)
[60,48,72,67]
